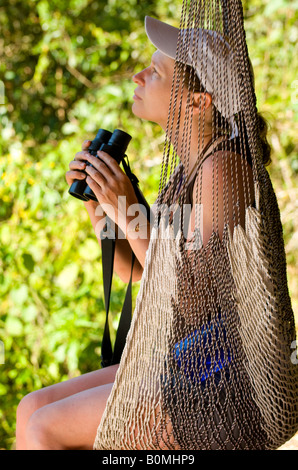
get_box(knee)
[17,391,39,428]
[25,407,59,450]
[17,390,45,426]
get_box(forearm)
[83,200,145,283]
[124,215,151,270]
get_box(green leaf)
[264,0,298,15]
[78,238,100,261]
[55,263,79,289]
[22,253,35,272]
[5,318,23,337]
[9,285,28,306]
[22,305,38,322]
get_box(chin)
[132,102,147,120]
[132,101,140,116]
[132,102,162,126]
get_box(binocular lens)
[89,129,113,153]
[69,128,131,202]
[109,129,132,149]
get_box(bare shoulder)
[188,150,255,245]
[199,148,252,174]
[193,149,254,203]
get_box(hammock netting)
[94,0,298,450]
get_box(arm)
[82,149,154,283]
[66,140,148,284]
[83,199,146,283]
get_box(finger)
[85,175,102,199]
[82,140,92,151]
[84,154,111,179]
[74,150,92,162]
[85,165,107,185]
[96,151,122,175]
[69,160,87,171]
[66,170,86,186]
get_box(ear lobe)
[193,92,212,114]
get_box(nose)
[132,69,145,86]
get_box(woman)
[16,17,270,450]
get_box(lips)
[133,90,142,100]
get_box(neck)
[167,124,214,177]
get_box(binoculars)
[69,128,132,202]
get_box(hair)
[184,64,272,166]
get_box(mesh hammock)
[94,0,298,450]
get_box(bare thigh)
[16,364,119,449]
[21,364,119,411]
[29,387,180,451]
[27,382,113,450]
[38,364,119,405]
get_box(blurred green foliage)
[0,0,297,450]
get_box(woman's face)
[132,50,176,130]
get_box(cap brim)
[145,16,180,61]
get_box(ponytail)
[257,112,272,166]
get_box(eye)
[151,66,159,75]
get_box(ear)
[193,92,212,115]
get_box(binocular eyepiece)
[69,128,132,202]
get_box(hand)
[65,139,92,187]
[84,150,139,233]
